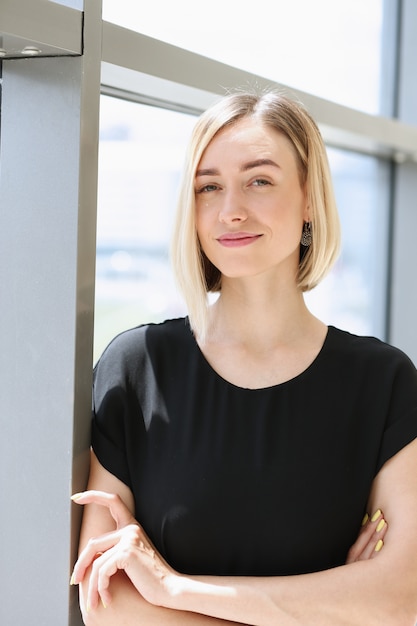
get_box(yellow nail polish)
[101,598,107,609]
[71,493,83,501]
[86,601,91,613]
[70,573,76,586]
[376,519,386,533]
[371,509,381,522]
[375,539,384,552]
[361,513,369,526]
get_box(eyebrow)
[241,158,280,172]
[195,158,280,178]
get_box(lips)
[216,232,262,248]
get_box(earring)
[301,221,312,247]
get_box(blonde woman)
[71,91,417,625]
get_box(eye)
[252,178,271,187]
[196,183,220,193]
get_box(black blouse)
[92,318,417,576]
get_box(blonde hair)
[171,89,341,340]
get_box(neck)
[206,276,323,350]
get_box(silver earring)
[301,222,312,247]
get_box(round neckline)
[186,320,333,392]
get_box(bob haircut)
[171,89,341,341]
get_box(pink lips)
[217,232,262,248]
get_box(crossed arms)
[72,440,417,626]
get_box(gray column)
[389,0,417,363]
[0,2,101,625]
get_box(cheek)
[195,217,209,256]
[195,208,204,239]
[195,203,212,239]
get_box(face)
[194,118,309,286]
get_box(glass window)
[103,0,388,114]
[95,97,390,361]
[94,97,192,361]
[305,149,390,339]
[49,0,84,8]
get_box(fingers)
[365,511,387,560]
[72,526,128,585]
[345,509,387,564]
[88,525,148,610]
[70,490,137,588]
[72,522,143,613]
[77,523,165,612]
[86,546,119,610]
[71,490,135,529]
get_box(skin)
[195,120,308,289]
[194,119,321,389]
[72,119,417,625]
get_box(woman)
[71,90,417,625]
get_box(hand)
[71,490,180,612]
[345,509,387,564]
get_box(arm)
[75,450,244,626]
[75,440,417,626]
[171,438,417,626]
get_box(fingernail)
[375,539,384,552]
[71,493,83,501]
[361,513,369,526]
[371,509,381,522]
[101,598,107,609]
[376,519,386,533]
[86,601,91,613]
[70,572,76,585]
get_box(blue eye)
[196,184,219,193]
[252,178,270,187]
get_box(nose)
[218,188,248,224]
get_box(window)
[306,149,390,338]
[103,0,388,114]
[49,0,83,8]
[94,97,193,360]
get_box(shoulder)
[97,317,190,359]
[327,326,416,371]
[94,317,192,380]
[325,327,417,409]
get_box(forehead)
[199,118,296,167]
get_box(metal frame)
[0,1,416,624]
[100,21,417,162]
[1,2,416,157]
[0,0,82,58]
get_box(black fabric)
[92,318,417,577]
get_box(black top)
[92,318,417,576]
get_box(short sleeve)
[91,332,138,489]
[376,350,417,474]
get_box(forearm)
[80,569,245,626]
[173,553,415,626]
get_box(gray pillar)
[389,0,417,363]
[0,3,101,625]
